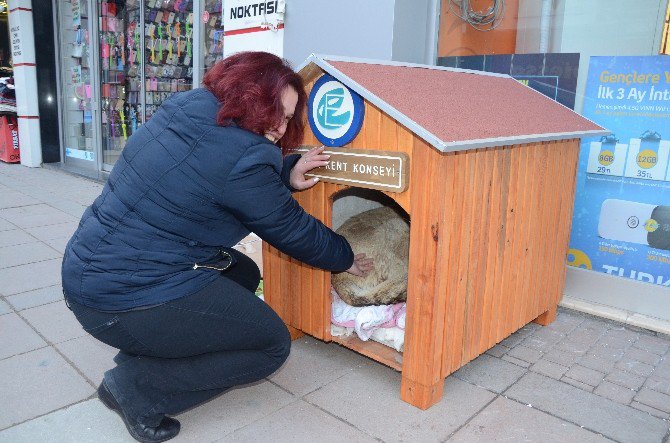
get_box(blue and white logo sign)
[308,74,365,147]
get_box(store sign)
[307,74,365,147]
[10,25,21,60]
[224,0,282,30]
[223,0,284,57]
[294,147,409,193]
[9,8,37,66]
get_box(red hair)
[203,51,306,155]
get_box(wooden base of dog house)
[330,334,404,371]
[328,305,557,376]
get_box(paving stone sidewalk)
[0,162,669,442]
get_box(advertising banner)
[568,56,670,286]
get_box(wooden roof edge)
[438,129,611,153]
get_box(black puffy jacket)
[62,88,353,310]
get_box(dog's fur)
[332,206,409,306]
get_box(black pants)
[68,250,290,427]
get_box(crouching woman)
[62,51,372,442]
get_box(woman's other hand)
[289,146,330,191]
[346,253,374,277]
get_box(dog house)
[263,55,607,409]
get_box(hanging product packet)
[72,28,84,58]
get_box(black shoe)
[97,381,180,443]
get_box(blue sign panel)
[308,74,365,147]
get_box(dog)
[331,206,409,306]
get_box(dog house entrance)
[330,188,410,370]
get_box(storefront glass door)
[98,0,144,168]
[57,0,98,171]
[59,0,202,173]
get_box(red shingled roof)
[300,56,606,152]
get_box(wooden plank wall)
[264,70,581,393]
[263,83,414,339]
[401,138,579,407]
[401,138,580,393]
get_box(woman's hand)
[289,146,330,191]
[346,253,374,277]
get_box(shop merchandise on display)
[0,73,19,163]
[61,0,221,166]
[0,76,16,110]
[203,0,224,72]
[99,0,144,159]
[142,0,194,119]
[96,0,194,163]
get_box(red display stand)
[0,115,20,163]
